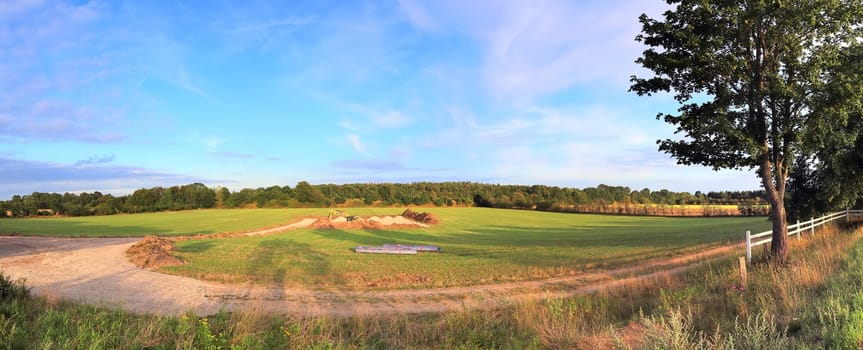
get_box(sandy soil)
[0,234,740,317]
[242,218,318,236]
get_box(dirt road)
[0,236,737,317]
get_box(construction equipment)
[328,209,359,221]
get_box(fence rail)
[745,209,863,264]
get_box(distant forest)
[0,182,769,218]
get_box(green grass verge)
[164,208,769,289]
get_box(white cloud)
[397,0,436,30]
[338,119,359,131]
[373,111,411,128]
[0,156,213,199]
[398,0,671,102]
[409,100,753,191]
[346,134,368,154]
[0,1,131,144]
[174,65,215,102]
[232,16,314,33]
[422,102,664,152]
[74,154,116,167]
[482,1,654,101]
[489,141,759,192]
[211,151,255,159]
[0,99,125,143]
[205,138,226,148]
[311,94,413,131]
[0,0,46,19]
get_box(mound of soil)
[126,236,183,269]
[309,215,431,229]
[310,218,384,229]
[402,209,440,224]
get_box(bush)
[0,273,29,302]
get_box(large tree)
[631,0,863,262]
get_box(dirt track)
[0,234,740,317]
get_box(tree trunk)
[769,198,788,262]
[760,151,789,263]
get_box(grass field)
[2,224,859,348]
[0,207,771,290]
[0,209,324,237]
[156,208,771,290]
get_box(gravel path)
[0,235,739,317]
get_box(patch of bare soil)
[362,273,433,288]
[126,236,183,269]
[175,218,319,241]
[309,215,429,229]
[310,218,382,229]
[402,208,440,224]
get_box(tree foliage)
[0,182,768,218]
[631,0,863,261]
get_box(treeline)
[550,204,769,217]
[0,183,216,217]
[0,182,768,218]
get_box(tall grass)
[628,223,863,349]
[2,223,862,349]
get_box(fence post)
[746,230,752,265]
[811,217,815,236]
[796,219,801,240]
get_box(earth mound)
[402,208,440,224]
[310,218,384,229]
[126,236,184,269]
[309,214,431,229]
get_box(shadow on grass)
[177,240,216,253]
[310,228,447,247]
[245,238,333,287]
[0,220,200,237]
[307,223,742,271]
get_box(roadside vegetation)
[2,223,861,349]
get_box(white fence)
[745,209,863,264]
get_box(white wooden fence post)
[796,219,801,240]
[746,230,752,265]
[811,217,815,236]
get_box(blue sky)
[0,0,761,199]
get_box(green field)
[161,208,768,290]
[0,208,771,290]
[0,209,324,237]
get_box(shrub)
[0,273,29,302]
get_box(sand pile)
[402,209,440,224]
[310,218,384,229]
[126,236,183,269]
[309,215,430,229]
